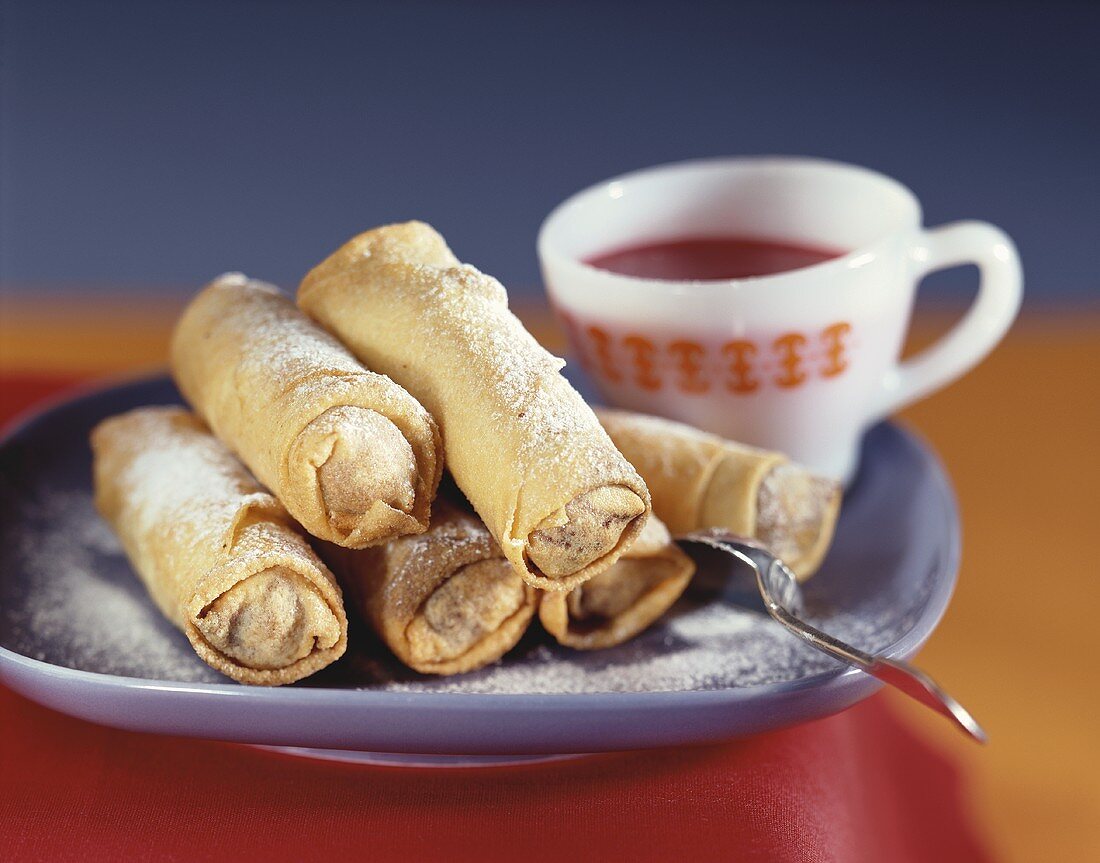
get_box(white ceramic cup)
[538,156,1022,482]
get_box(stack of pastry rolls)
[91,222,842,686]
[94,274,445,685]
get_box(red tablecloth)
[0,375,992,863]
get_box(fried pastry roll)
[91,407,347,685]
[298,222,650,591]
[539,514,694,650]
[595,409,841,579]
[171,273,442,548]
[325,498,538,675]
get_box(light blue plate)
[0,376,959,756]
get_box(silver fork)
[680,529,987,744]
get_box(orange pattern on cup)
[568,320,854,394]
[721,340,759,394]
[623,334,662,391]
[586,324,621,382]
[821,322,852,377]
[773,333,808,388]
[668,340,710,393]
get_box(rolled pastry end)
[404,559,536,675]
[526,486,647,582]
[297,405,423,545]
[567,558,678,623]
[315,406,417,519]
[755,462,842,580]
[540,546,694,651]
[193,566,343,672]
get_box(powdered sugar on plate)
[1,487,221,683]
[354,556,927,694]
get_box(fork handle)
[867,658,988,743]
[764,596,987,744]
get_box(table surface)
[1,295,1097,862]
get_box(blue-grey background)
[0,0,1096,305]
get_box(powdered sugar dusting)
[206,274,390,402]
[106,408,260,553]
[756,462,839,564]
[419,264,608,476]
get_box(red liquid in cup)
[586,236,843,280]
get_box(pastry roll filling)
[307,405,418,530]
[526,486,648,578]
[539,513,695,650]
[405,559,528,664]
[195,565,342,670]
[566,558,675,627]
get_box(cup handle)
[872,221,1022,420]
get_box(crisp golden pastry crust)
[596,408,840,579]
[325,498,538,675]
[539,515,694,650]
[171,273,441,549]
[298,222,651,590]
[91,407,347,685]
